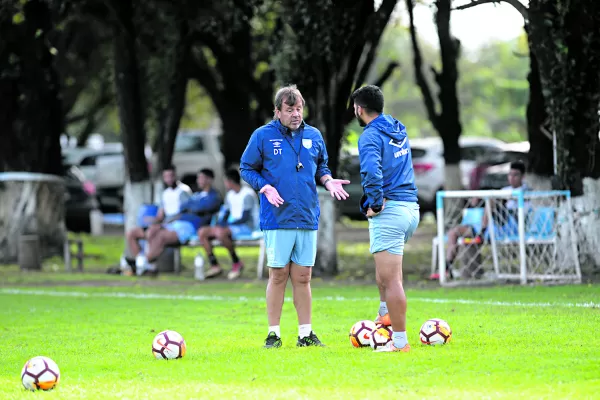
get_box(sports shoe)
[227,262,244,280]
[264,332,282,348]
[374,313,391,326]
[374,341,411,352]
[205,265,223,278]
[297,331,325,347]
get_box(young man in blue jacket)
[139,169,222,275]
[352,85,420,353]
[240,84,350,348]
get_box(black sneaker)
[264,332,282,348]
[297,331,325,347]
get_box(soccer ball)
[369,324,393,350]
[21,356,60,391]
[349,320,377,347]
[420,318,452,345]
[152,330,187,360]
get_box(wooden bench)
[173,231,266,279]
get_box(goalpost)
[433,190,581,287]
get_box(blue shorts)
[164,220,197,244]
[369,201,420,255]
[228,224,253,240]
[264,229,318,267]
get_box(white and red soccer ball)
[21,356,60,391]
[369,324,393,350]
[349,320,377,347]
[420,318,452,345]
[152,330,187,360]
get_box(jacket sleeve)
[240,130,270,191]
[316,134,332,179]
[359,133,384,208]
[180,191,221,215]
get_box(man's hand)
[260,184,285,207]
[325,178,351,201]
[366,199,386,218]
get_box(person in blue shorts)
[197,168,259,280]
[352,85,420,353]
[240,84,350,348]
[139,169,221,276]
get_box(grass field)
[1,277,599,399]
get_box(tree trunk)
[219,93,257,168]
[436,0,463,188]
[154,19,191,176]
[0,1,66,262]
[0,175,66,264]
[526,50,553,176]
[111,0,149,184]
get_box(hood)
[366,114,406,141]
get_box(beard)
[355,112,366,127]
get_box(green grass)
[1,279,599,399]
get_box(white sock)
[299,324,312,339]
[379,301,388,316]
[392,331,408,349]
[135,254,147,268]
[268,325,280,338]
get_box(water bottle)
[194,254,205,281]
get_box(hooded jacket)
[358,114,418,213]
[240,120,331,230]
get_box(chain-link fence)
[433,190,581,286]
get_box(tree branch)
[454,0,528,21]
[188,50,226,112]
[343,61,400,126]
[405,0,439,129]
[373,61,400,88]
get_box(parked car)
[159,130,226,195]
[409,136,507,215]
[62,144,126,212]
[63,164,100,233]
[479,142,530,190]
[336,137,507,219]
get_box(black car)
[63,165,100,233]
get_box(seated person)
[124,165,191,274]
[136,169,222,276]
[198,168,259,280]
[431,160,530,280]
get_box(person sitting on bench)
[137,168,222,276]
[198,168,259,280]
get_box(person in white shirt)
[197,168,259,280]
[124,165,191,273]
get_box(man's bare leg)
[126,227,145,257]
[199,227,222,278]
[264,264,290,346]
[374,250,409,350]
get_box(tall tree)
[406,0,463,189]
[273,0,399,176]
[455,0,600,191]
[190,0,277,168]
[0,0,67,263]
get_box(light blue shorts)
[229,224,253,240]
[264,229,318,267]
[164,220,197,244]
[369,201,420,255]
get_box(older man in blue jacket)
[241,84,350,349]
[352,85,420,353]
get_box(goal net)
[433,190,581,287]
